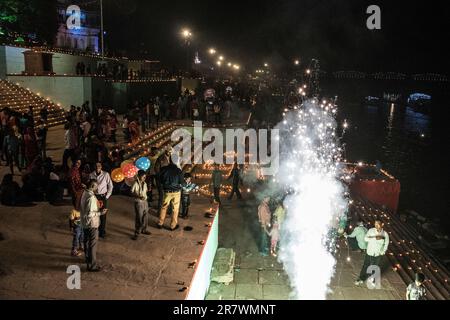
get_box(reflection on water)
[339,100,450,233]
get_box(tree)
[0,0,57,45]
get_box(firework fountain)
[275,98,348,299]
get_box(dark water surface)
[324,80,450,234]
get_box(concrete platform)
[205,199,407,300]
[0,192,218,299]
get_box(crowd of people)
[0,80,428,299]
[75,60,174,81]
[1,82,251,271]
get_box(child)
[406,272,426,300]
[267,219,280,257]
[69,209,84,257]
[180,173,198,219]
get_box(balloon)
[111,168,125,183]
[123,163,138,179]
[120,159,133,169]
[135,157,151,171]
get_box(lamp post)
[100,0,104,59]
[181,28,192,74]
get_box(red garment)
[69,167,83,194]
[24,131,38,164]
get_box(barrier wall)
[185,209,219,300]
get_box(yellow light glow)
[181,29,192,38]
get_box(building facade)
[55,0,100,53]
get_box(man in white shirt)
[131,170,151,240]
[355,219,390,286]
[90,162,113,238]
[80,179,107,272]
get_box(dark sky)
[101,0,450,73]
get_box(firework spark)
[275,98,348,300]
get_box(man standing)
[35,119,48,159]
[258,197,271,257]
[154,149,171,210]
[62,122,77,169]
[211,164,222,205]
[344,220,368,252]
[228,163,243,200]
[131,170,151,240]
[80,179,107,272]
[157,159,184,231]
[355,219,389,286]
[90,162,113,239]
[213,101,222,125]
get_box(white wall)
[4,46,26,75]
[7,75,92,110]
[0,45,147,77]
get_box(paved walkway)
[205,197,406,300]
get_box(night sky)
[101,0,450,73]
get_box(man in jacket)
[344,220,368,251]
[355,219,389,286]
[80,179,107,272]
[154,149,171,210]
[228,163,243,200]
[90,162,114,238]
[210,164,222,204]
[157,159,185,231]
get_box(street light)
[264,63,269,67]
[219,55,224,61]
[181,28,192,73]
[182,28,192,39]
[217,60,222,66]
[294,59,300,65]
[209,48,216,55]
[227,62,232,67]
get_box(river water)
[323,81,450,235]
